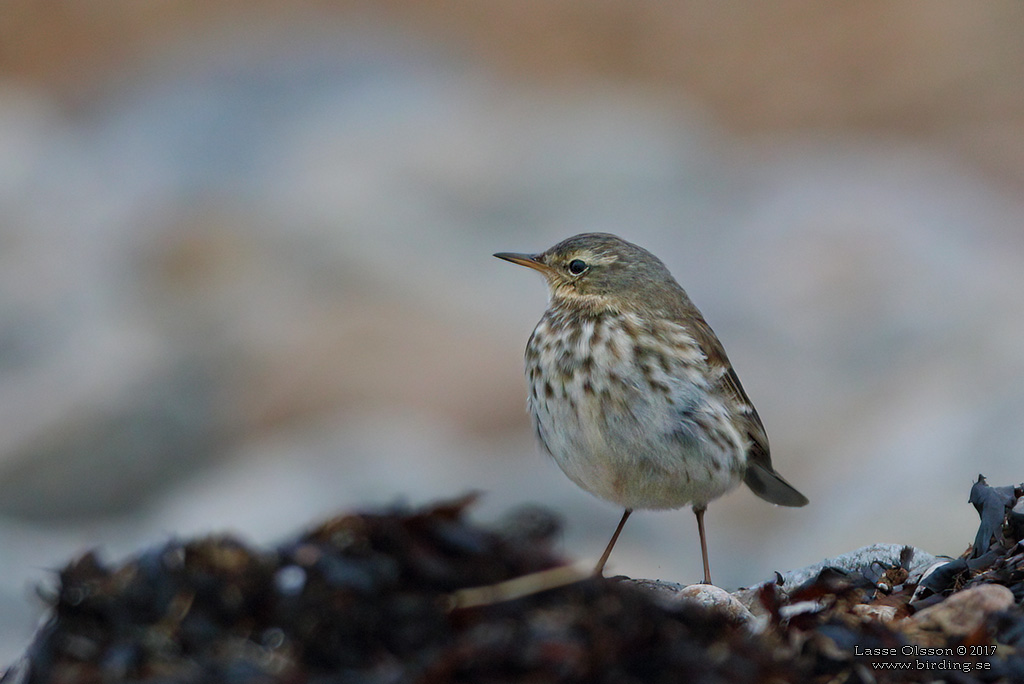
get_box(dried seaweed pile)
[6,478,1024,683]
[5,496,781,683]
[741,474,1024,682]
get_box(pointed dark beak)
[493,252,551,274]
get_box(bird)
[494,233,807,584]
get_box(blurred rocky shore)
[4,477,1024,683]
[2,1,1024,665]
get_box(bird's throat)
[549,287,617,316]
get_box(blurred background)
[2,0,1024,660]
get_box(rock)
[776,544,939,593]
[625,577,687,599]
[734,544,940,613]
[626,579,755,626]
[677,584,756,625]
[903,584,1015,644]
[851,604,898,621]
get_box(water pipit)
[495,233,807,583]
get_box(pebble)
[676,584,756,625]
[903,584,1015,643]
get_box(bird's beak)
[493,252,552,275]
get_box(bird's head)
[495,232,685,315]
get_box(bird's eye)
[567,259,588,275]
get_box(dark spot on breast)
[544,381,554,399]
[582,379,593,395]
[604,338,621,362]
[635,351,655,382]
[658,352,672,374]
[566,325,582,348]
[633,344,658,372]
[580,355,594,373]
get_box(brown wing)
[690,318,808,507]
[687,319,769,457]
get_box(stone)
[902,584,1015,644]
[852,604,898,622]
[626,579,755,626]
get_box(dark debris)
[969,475,1022,559]
[6,478,1024,683]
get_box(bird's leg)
[594,508,632,576]
[694,505,712,585]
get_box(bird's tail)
[744,461,809,507]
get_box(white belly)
[526,312,745,510]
